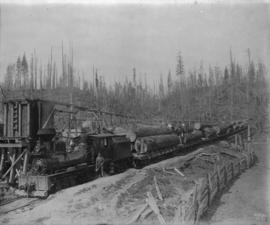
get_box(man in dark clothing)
[95,152,104,177]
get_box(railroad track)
[0,197,23,207]
[0,197,40,215]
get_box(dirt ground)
[200,132,270,225]
[0,132,269,225]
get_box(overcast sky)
[0,3,269,85]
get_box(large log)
[140,134,180,153]
[127,125,173,142]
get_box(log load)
[203,127,218,139]
[138,134,180,154]
[183,130,203,144]
[217,124,234,136]
[127,126,173,142]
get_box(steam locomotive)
[17,120,247,197]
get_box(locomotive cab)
[34,128,56,154]
[87,134,132,173]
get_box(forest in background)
[1,47,269,131]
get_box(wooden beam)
[4,103,7,136]
[18,103,22,136]
[8,150,15,183]
[0,149,4,174]
[15,168,20,178]
[0,143,27,148]
[174,168,185,177]
[27,103,30,136]
[147,192,167,225]
[42,107,56,129]
[11,103,14,137]
[3,149,27,179]
[153,176,163,201]
[128,203,148,224]
[23,150,29,174]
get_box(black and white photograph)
[0,0,269,224]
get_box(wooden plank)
[141,207,153,220]
[128,203,148,224]
[4,103,7,136]
[216,166,221,191]
[153,176,163,201]
[10,103,14,137]
[247,124,251,141]
[197,196,208,218]
[0,143,27,148]
[18,103,22,136]
[199,188,208,202]
[8,150,15,183]
[147,192,167,225]
[27,103,30,136]
[23,150,29,174]
[0,149,4,174]
[193,183,198,205]
[184,207,195,224]
[208,173,212,191]
[42,107,56,129]
[174,168,185,177]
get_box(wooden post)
[11,103,14,137]
[207,173,212,206]
[110,114,113,126]
[247,124,251,142]
[9,149,16,183]
[18,103,22,136]
[234,134,238,146]
[0,149,4,175]
[27,103,31,136]
[23,149,29,174]
[217,165,221,191]
[224,164,227,185]
[38,101,42,129]
[180,204,185,225]
[4,103,7,136]
[238,134,243,149]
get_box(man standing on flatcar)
[95,152,104,177]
